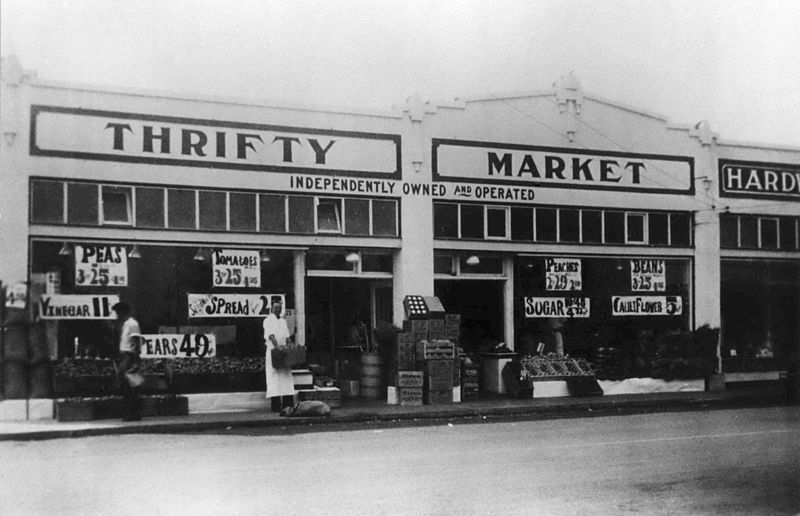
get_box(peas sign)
[75,245,128,287]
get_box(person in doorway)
[112,302,143,421]
[546,317,567,356]
[263,300,296,412]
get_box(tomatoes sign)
[212,250,261,288]
[140,333,216,358]
[75,245,128,287]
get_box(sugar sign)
[630,259,665,292]
[212,249,261,288]
[545,258,582,291]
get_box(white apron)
[263,315,296,399]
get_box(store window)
[100,186,132,225]
[261,194,287,233]
[31,179,64,224]
[604,211,625,244]
[198,191,227,231]
[739,216,759,248]
[460,204,484,239]
[511,207,534,241]
[648,213,669,246]
[167,188,196,229]
[372,199,398,237]
[67,182,99,225]
[434,254,455,275]
[135,187,164,228]
[316,198,343,233]
[559,209,580,243]
[459,255,504,275]
[626,212,647,244]
[669,213,691,247]
[779,217,798,250]
[229,192,256,232]
[288,196,314,233]
[760,218,779,249]
[485,206,509,239]
[344,198,370,236]
[307,251,354,271]
[535,208,557,242]
[581,210,602,244]
[361,253,393,273]
[720,215,739,248]
[434,203,459,238]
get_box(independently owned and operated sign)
[30,106,401,178]
[612,296,682,316]
[140,333,216,358]
[38,294,119,319]
[544,258,582,291]
[187,293,286,318]
[212,250,260,288]
[75,245,128,287]
[524,297,591,318]
[433,139,693,194]
[719,159,800,200]
[630,259,666,292]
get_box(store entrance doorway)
[305,278,392,373]
[434,280,505,353]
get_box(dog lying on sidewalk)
[280,400,332,417]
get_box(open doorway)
[434,280,504,353]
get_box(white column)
[293,250,306,347]
[504,257,515,350]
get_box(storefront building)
[1,58,798,415]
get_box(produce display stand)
[56,395,189,422]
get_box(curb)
[0,391,790,441]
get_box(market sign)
[38,294,119,319]
[524,297,591,318]
[212,250,261,288]
[75,245,128,287]
[31,105,401,179]
[140,333,216,358]
[630,259,666,292]
[187,293,285,318]
[719,159,800,200]
[433,139,693,194]
[545,258,582,291]
[612,295,682,316]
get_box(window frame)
[484,206,510,240]
[315,197,343,234]
[625,212,648,245]
[100,185,133,226]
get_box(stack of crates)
[389,330,424,406]
[461,359,480,400]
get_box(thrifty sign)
[39,294,119,319]
[187,293,286,318]
[140,334,216,358]
[612,296,682,316]
[524,297,591,318]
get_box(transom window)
[316,198,343,233]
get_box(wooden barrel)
[360,352,383,399]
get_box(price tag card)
[524,297,591,318]
[545,258,582,291]
[188,293,285,318]
[212,250,261,288]
[140,333,216,358]
[75,245,128,287]
[630,259,666,292]
[39,294,119,319]
[612,295,682,316]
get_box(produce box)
[339,380,360,397]
[424,389,453,404]
[396,332,414,347]
[425,359,454,377]
[56,399,95,422]
[425,374,453,391]
[427,319,445,340]
[314,376,337,388]
[399,387,423,406]
[396,352,416,369]
[297,386,342,408]
[417,340,455,361]
[396,371,424,388]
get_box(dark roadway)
[1,406,798,515]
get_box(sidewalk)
[0,386,790,441]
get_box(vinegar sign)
[212,249,261,288]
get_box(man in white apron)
[263,300,296,412]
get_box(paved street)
[1,406,798,515]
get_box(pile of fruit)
[520,354,596,377]
[52,357,168,377]
[167,357,265,374]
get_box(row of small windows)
[29,180,399,237]
[433,202,692,247]
[720,214,799,251]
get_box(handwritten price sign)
[75,245,128,287]
[630,259,666,292]
[140,333,216,358]
[187,293,285,318]
[212,250,261,288]
[545,258,582,291]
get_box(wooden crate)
[416,340,455,361]
[425,359,454,377]
[424,389,453,404]
[399,387,423,406]
[297,386,342,408]
[396,371,424,388]
[426,374,453,391]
